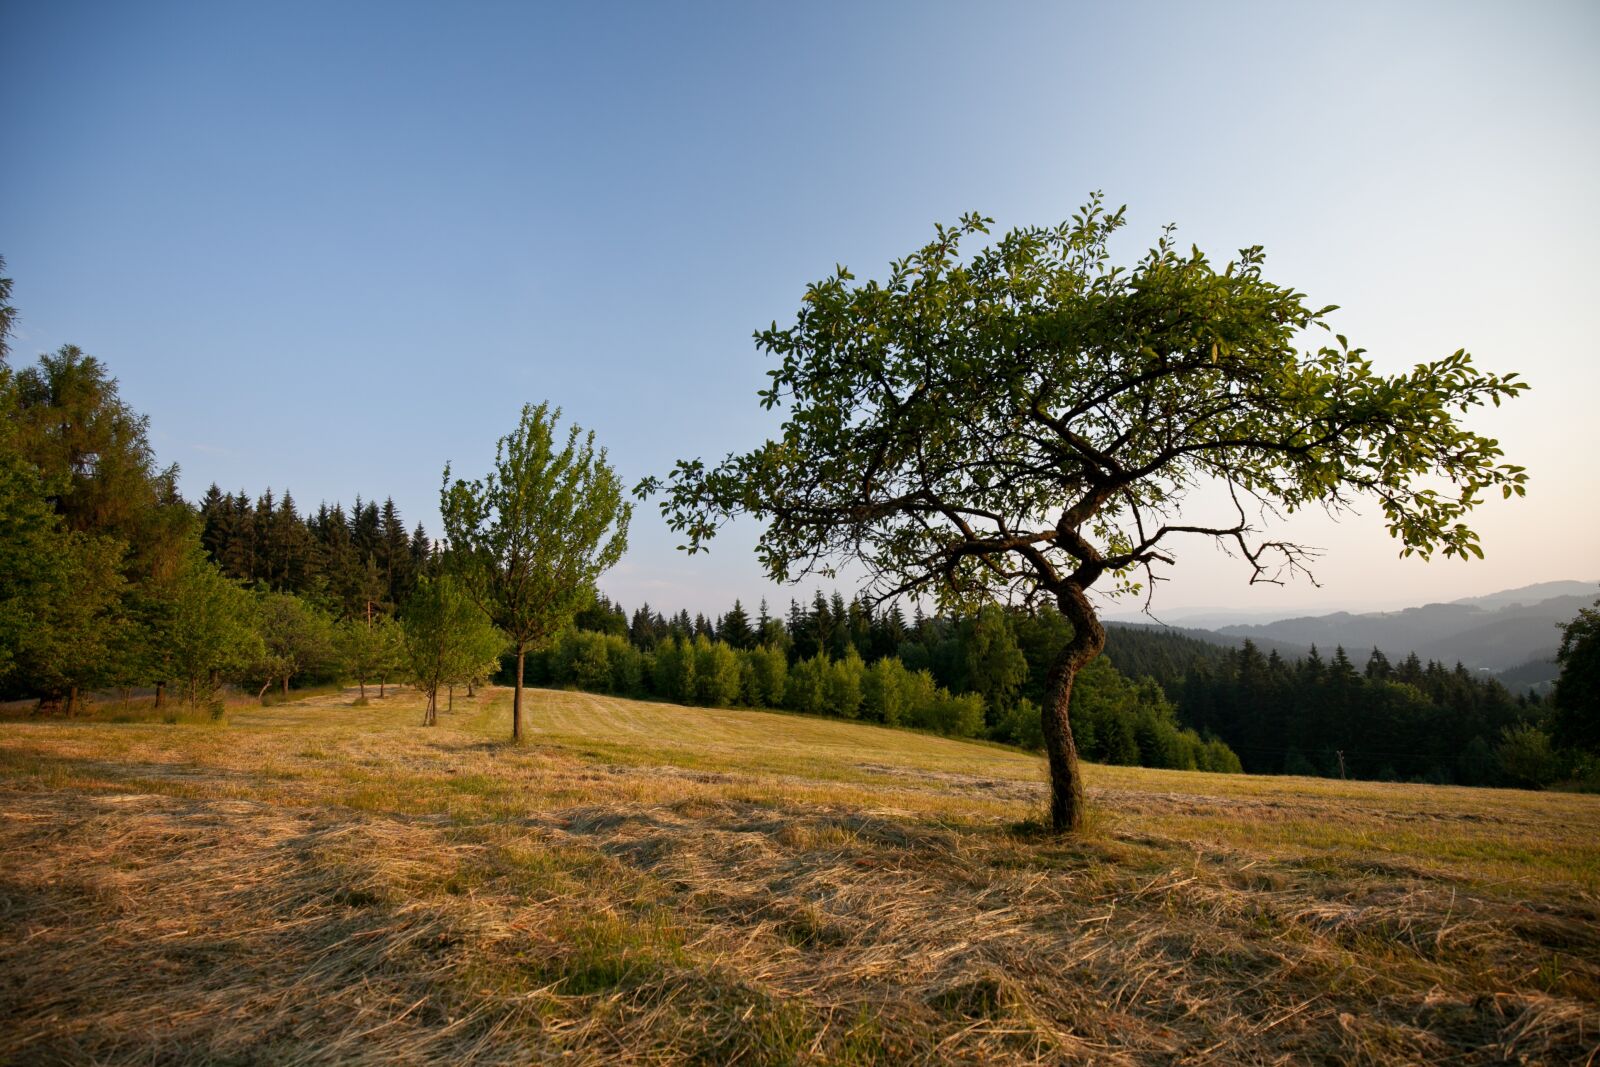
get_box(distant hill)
[1213,584,1596,673]
[1496,656,1560,692]
[1449,580,1598,611]
[1103,622,1307,691]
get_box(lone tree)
[643,197,1528,832]
[441,402,631,741]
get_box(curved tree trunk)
[1040,582,1107,834]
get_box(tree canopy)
[1551,596,1600,754]
[645,196,1528,831]
[401,576,505,726]
[441,402,631,740]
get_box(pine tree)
[410,522,432,576]
[719,599,754,650]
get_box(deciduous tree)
[645,197,1528,832]
[401,576,505,726]
[251,592,336,701]
[337,614,402,700]
[142,543,261,708]
[441,403,631,741]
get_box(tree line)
[1172,640,1590,789]
[3,253,1591,791]
[197,486,433,617]
[0,262,496,718]
[553,588,1600,789]
[0,269,1234,773]
[539,594,1242,773]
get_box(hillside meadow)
[1,688,1597,1065]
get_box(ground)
[1,686,1596,1065]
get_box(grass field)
[2,686,1597,1064]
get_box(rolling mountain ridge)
[1110,581,1595,689]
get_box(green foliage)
[962,606,1028,726]
[533,629,647,697]
[1496,723,1559,790]
[336,614,404,698]
[0,380,123,701]
[198,489,428,618]
[691,634,742,707]
[251,592,337,699]
[2,527,124,706]
[533,599,1241,764]
[140,543,261,706]
[741,644,788,708]
[644,198,1526,829]
[11,344,192,584]
[861,656,914,726]
[650,635,697,703]
[823,647,865,719]
[914,691,987,737]
[1551,597,1600,753]
[0,257,13,361]
[401,576,506,724]
[441,402,631,739]
[786,653,829,716]
[648,197,1526,603]
[1178,639,1541,785]
[994,698,1045,751]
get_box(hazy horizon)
[4,1,1596,619]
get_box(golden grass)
[1,685,1596,1064]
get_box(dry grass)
[1,685,1597,1065]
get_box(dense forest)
[549,592,1571,788]
[1,261,1594,789]
[196,487,434,617]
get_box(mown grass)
[0,685,1596,1064]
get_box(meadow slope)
[1,687,1597,1065]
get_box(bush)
[1197,736,1243,774]
[785,653,829,716]
[651,636,696,703]
[824,648,865,718]
[747,644,788,707]
[692,635,741,706]
[1497,723,1558,789]
[910,689,984,738]
[992,698,1043,750]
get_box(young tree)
[644,197,1528,832]
[337,613,402,700]
[401,576,505,726]
[377,619,408,698]
[440,402,631,741]
[141,543,261,707]
[252,592,336,701]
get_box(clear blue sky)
[4,1,1596,619]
